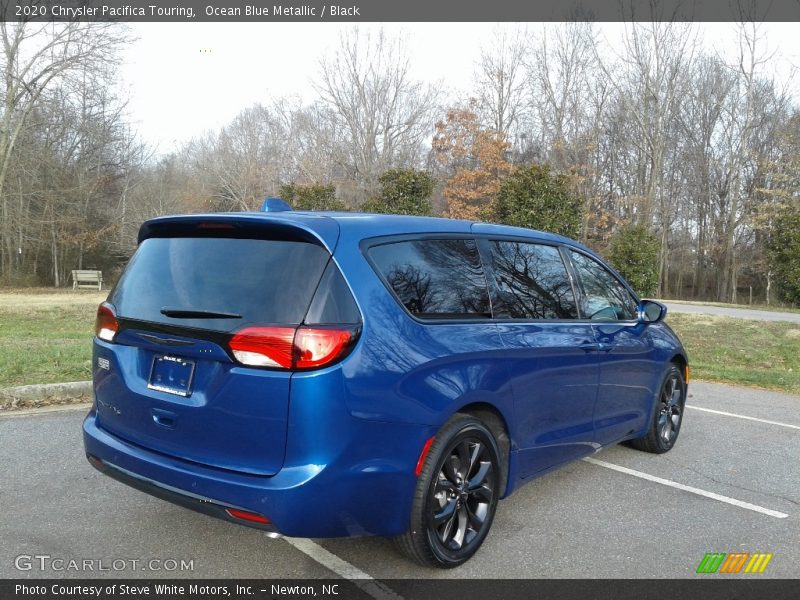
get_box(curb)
[0,380,92,408]
[0,402,93,418]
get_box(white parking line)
[583,457,789,519]
[280,537,404,600]
[685,405,800,430]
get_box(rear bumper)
[85,452,278,533]
[83,410,432,538]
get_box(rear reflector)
[225,508,271,524]
[229,325,357,370]
[86,454,105,471]
[415,436,436,477]
[95,302,118,342]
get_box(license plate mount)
[147,355,196,397]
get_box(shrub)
[767,202,800,305]
[362,169,435,216]
[493,164,582,238]
[607,224,661,297]
[278,183,346,211]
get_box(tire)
[396,414,501,568]
[628,364,686,454]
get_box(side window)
[569,251,638,321]
[488,241,578,319]
[369,239,491,318]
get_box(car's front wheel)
[628,364,686,454]
[396,414,501,568]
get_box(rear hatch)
[93,217,343,476]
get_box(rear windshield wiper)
[160,307,242,319]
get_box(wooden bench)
[71,269,103,291]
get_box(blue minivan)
[83,206,689,567]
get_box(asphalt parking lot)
[1,381,797,581]
[663,301,800,324]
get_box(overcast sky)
[120,22,800,154]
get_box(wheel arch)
[454,401,511,498]
[669,352,689,384]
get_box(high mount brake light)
[95,302,119,342]
[196,222,235,230]
[229,326,357,370]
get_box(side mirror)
[638,300,667,324]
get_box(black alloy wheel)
[657,370,684,445]
[628,364,687,454]
[397,414,501,568]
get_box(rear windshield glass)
[111,237,330,332]
[369,239,491,318]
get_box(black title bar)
[3,0,800,22]
[4,579,800,600]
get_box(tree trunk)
[766,270,771,305]
[1,192,8,278]
[51,229,60,288]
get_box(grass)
[0,290,105,387]
[667,313,800,394]
[0,290,798,396]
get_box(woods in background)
[1,21,799,305]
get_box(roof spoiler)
[260,197,293,212]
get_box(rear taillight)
[294,327,355,369]
[95,302,118,342]
[228,325,358,370]
[229,327,296,368]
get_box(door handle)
[596,337,614,352]
[579,342,602,352]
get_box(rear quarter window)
[304,260,361,325]
[369,238,491,319]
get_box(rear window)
[369,239,491,319]
[111,237,330,332]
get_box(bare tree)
[713,21,775,301]
[676,55,735,297]
[316,28,441,202]
[526,22,600,166]
[0,19,128,278]
[596,21,697,294]
[524,22,607,241]
[473,26,527,140]
[273,97,350,183]
[613,22,696,225]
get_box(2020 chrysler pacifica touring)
[83,203,688,567]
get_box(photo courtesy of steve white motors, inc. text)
[21,3,363,19]
[14,584,340,597]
